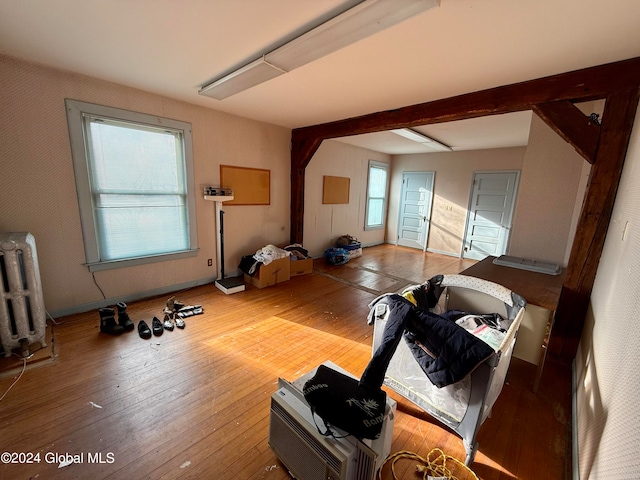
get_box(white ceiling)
[1,0,639,154]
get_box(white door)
[397,172,435,250]
[463,171,519,260]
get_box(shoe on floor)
[117,302,135,332]
[152,317,163,336]
[177,305,203,317]
[99,307,124,336]
[138,320,152,339]
[175,314,185,329]
[163,314,174,331]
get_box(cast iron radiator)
[0,232,47,357]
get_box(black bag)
[302,364,386,440]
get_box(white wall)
[0,54,291,315]
[388,116,588,266]
[303,140,391,258]
[509,114,590,266]
[388,147,526,255]
[574,102,640,478]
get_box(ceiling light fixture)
[391,128,452,151]
[199,0,440,100]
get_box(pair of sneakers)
[166,296,204,322]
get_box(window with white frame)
[365,160,389,230]
[65,99,197,272]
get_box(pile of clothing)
[364,282,512,388]
[239,244,309,277]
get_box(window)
[365,160,389,230]
[66,100,197,271]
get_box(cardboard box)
[244,256,290,289]
[290,257,313,277]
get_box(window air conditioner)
[268,363,395,480]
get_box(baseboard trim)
[426,248,460,258]
[48,276,217,319]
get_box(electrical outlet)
[207,258,213,266]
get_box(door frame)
[461,170,521,259]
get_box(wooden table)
[461,256,566,392]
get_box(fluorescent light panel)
[199,0,439,100]
[199,57,286,100]
[391,128,452,151]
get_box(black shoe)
[99,307,124,336]
[116,302,135,332]
[138,320,152,339]
[152,317,163,336]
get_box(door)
[397,172,435,250]
[463,171,519,260]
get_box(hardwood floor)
[0,245,571,479]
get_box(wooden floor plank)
[0,245,571,479]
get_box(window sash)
[66,99,197,271]
[365,161,389,230]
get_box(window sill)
[86,249,199,272]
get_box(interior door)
[397,172,435,250]
[463,171,519,260]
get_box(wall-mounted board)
[220,165,270,205]
[323,175,350,204]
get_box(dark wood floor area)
[0,245,571,479]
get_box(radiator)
[0,232,47,357]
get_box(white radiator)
[0,232,47,357]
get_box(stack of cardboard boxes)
[243,251,313,289]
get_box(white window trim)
[364,160,390,231]
[65,99,198,272]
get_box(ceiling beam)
[292,56,640,145]
[532,101,600,163]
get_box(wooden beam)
[292,56,640,142]
[290,166,306,245]
[549,88,640,361]
[290,137,323,244]
[532,101,600,163]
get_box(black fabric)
[365,294,496,388]
[360,296,414,390]
[284,245,309,259]
[238,255,261,277]
[404,306,495,388]
[303,364,386,440]
[402,282,439,310]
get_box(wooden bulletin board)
[323,175,350,204]
[220,165,270,205]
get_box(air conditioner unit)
[268,363,395,480]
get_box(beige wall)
[575,103,640,478]
[388,147,526,255]
[0,55,291,314]
[304,140,391,258]
[509,114,590,266]
[388,116,588,266]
